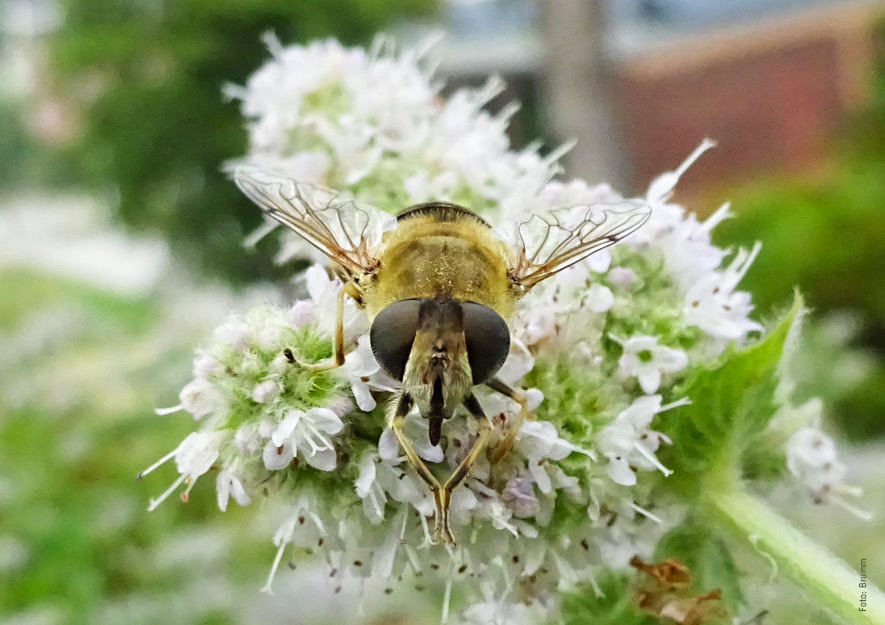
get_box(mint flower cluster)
[143,38,871,624]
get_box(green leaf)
[655,524,743,611]
[560,576,658,625]
[658,294,803,488]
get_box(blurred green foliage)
[43,0,435,284]
[0,268,272,624]
[0,99,44,187]
[715,164,885,340]
[713,164,885,439]
[715,14,885,440]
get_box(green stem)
[707,486,884,625]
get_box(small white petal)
[355,453,377,498]
[637,368,662,394]
[305,446,337,471]
[263,440,292,470]
[217,470,251,511]
[271,410,303,446]
[251,379,280,404]
[378,428,401,462]
[179,379,224,419]
[415,438,445,463]
[306,407,344,434]
[657,346,689,372]
[350,380,377,411]
[289,300,314,326]
[305,264,333,305]
[587,249,611,273]
[586,284,614,312]
[496,338,534,385]
[525,388,544,412]
[606,458,637,486]
[529,461,552,494]
[154,404,183,416]
[228,475,251,506]
[216,471,231,511]
[174,432,222,477]
[609,266,636,286]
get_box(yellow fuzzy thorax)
[361,210,515,321]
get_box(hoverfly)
[234,167,650,544]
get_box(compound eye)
[370,299,422,381]
[462,302,510,384]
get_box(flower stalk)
[706,486,885,625]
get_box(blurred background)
[0,0,883,623]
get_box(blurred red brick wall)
[615,3,881,191]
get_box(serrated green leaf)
[559,577,659,625]
[658,294,802,488]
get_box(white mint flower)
[652,203,731,292]
[233,422,262,455]
[646,139,716,206]
[355,452,388,523]
[612,334,689,394]
[288,299,313,326]
[609,266,636,287]
[216,469,251,511]
[212,319,249,353]
[786,428,869,519]
[551,263,613,313]
[263,407,344,471]
[516,420,595,495]
[178,377,225,419]
[355,451,426,524]
[192,352,221,378]
[683,243,764,341]
[786,427,845,496]
[586,283,614,313]
[501,470,541,519]
[597,396,689,486]
[494,337,535,386]
[342,334,396,411]
[263,493,328,594]
[250,379,280,404]
[141,431,225,510]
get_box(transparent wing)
[232,166,396,276]
[497,200,651,289]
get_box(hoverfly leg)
[285,282,357,370]
[435,394,492,544]
[431,489,454,546]
[485,377,529,465]
[388,393,445,543]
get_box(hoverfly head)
[370,295,510,446]
[371,296,471,445]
